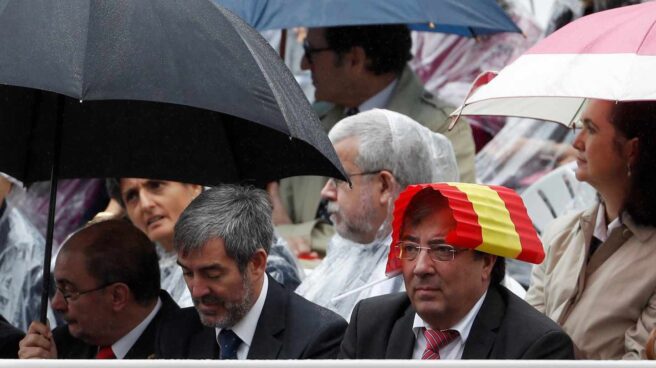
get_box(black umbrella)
[0,0,346,323]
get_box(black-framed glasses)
[328,171,380,189]
[55,282,117,304]
[396,241,468,262]
[303,39,332,64]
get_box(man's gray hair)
[329,109,459,187]
[174,184,273,272]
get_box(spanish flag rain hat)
[386,183,544,276]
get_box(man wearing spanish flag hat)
[339,183,574,359]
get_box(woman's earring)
[627,164,632,177]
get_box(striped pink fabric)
[421,328,460,360]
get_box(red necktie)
[96,346,116,359]
[422,328,460,359]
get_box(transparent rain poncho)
[0,197,48,331]
[296,109,459,320]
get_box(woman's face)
[119,179,201,250]
[572,100,632,190]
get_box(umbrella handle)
[40,95,64,324]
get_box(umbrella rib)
[636,18,656,55]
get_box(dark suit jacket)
[339,284,574,359]
[157,274,347,359]
[53,290,179,359]
[0,314,24,359]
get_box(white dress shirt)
[593,203,622,243]
[344,78,398,114]
[411,291,486,359]
[110,297,162,359]
[214,276,269,360]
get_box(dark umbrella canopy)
[0,0,347,323]
[0,86,342,186]
[0,0,346,184]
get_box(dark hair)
[324,24,411,76]
[609,101,656,226]
[473,252,505,286]
[105,178,124,207]
[174,185,273,273]
[63,219,161,305]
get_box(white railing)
[1,360,654,367]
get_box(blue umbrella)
[218,0,521,37]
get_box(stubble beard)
[194,273,254,329]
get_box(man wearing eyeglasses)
[339,187,574,359]
[296,109,459,320]
[18,218,179,359]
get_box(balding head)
[60,218,161,305]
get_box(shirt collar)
[347,78,398,114]
[111,297,162,359]
[412,290,487,343]
[593,203,622,242]
[215,275,268,349]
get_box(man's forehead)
[402,205,454,234]
[334,137,360,168]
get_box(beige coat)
[526,203,656,359]
[276,67,476,251]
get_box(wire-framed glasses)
[55,282,117,304]
[395,241,468,262]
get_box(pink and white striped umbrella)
[452,1,656,126]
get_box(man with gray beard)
[295,109,459,320]
[155,185,346,359]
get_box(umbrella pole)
[39,95,64,324]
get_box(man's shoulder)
[501,287,565,334]
[486,285,574,359]
[350,292,412,327]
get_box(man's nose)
[413,249,436,277]
[320,179,337,202]
[188,277,210,299]
[300,53,310,70]
[51,289,67,313]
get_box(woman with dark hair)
[526,99,656,359]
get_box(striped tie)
[422,328,459,359]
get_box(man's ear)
[248,249,268,279]
[481,254,497,283]
[110,283,131,312]
[626,137,639,169]
[377,170,398,206]
[348,46,368,72]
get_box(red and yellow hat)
[386,183,544,277]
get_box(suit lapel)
[385,300,416,359]
[462,286,504,359]
[188,327,219,359]
[247,275,284,359]
[125,291,181,359]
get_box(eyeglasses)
[55,282,116,304]
[328,171,380,189]
[303,39,332,64]
[396,241,469,262]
